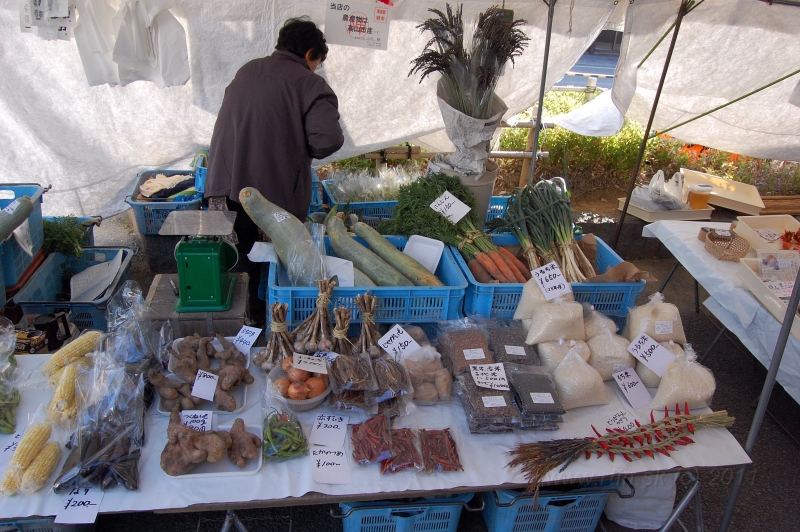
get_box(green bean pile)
[262,411,308,461]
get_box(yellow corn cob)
[53,363,78,411]
[48,357,92,387]
[41,331,101,377]
[61,402,77,423]
[0,469,21,496]
[19,442,61,494]
[7,423,51,472]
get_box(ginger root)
[217,365,255,391]
[160,408,233,476]
[149,369,202,412]
[227,418,262,468]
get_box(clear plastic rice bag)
[525,298,585,345]
[587,328,636,381]
[552,347,609,411]
[513,278,573,321]
[638,341,684,388]
[624,292,687,344]
[649,346,715,410]
[584,305,618,339]
[537,339,590,373]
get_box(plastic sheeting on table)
[0,354,749,519]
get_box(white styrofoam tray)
[169,336,253,372]
[737,258,800,341]
[735,215,800,252]
[171,423,263,477]
[682,168,764,216]
[619,198,713,222]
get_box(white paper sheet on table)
[70,250,122,301]
[247,242,277,264]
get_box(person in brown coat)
[204,17,344,322]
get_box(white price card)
[627,333,677,378]
[482,396,507,408]
[312,350,339,363]
[612,368,652,410]
[0,433,22,470]
[470,363,510,390]
[605,410,638,432]
[310,445,351,484]
[532,261,572,300]
[180,411,215,432]
[294,353,328,374]
[530,393,555,404]
[2,200,19,214]
[378,324,421,357]
[55,487,104,524]
[430,190,471,224]
[233,325,262,355]
[273,212,291,222]
[655,321,674,335]
[505,345,526,356]
[309,413,349,447]
[463,348,486,361]
[191,369,219,401]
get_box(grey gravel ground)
[83,209,799,532]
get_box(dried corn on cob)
[41,331,101,377]
[53,364,78,411]
[48,357,92,387]
[0,469,21,496]
[7,423,51,472]
[19,442,61,494]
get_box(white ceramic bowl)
[267,366,332,411]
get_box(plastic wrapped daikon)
[587,329,636,381]
[584,306,618,339]
[624,292,687,344]
[552,347,610,410]
[525,298,585,345]
[649,346,715,409]
[537,339,591,373]
[638,341,684,388]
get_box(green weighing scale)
[159,211,239,312]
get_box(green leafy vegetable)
[43,216,90,259]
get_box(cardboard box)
[145,273,250,337]
[682,168,764,216]
[618,198,713,222]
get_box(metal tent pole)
[611,0,689,251]
[528,0,557,184]
[718,266,800,531]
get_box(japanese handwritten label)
[2,200,19,214]
[463,348,486,361]
[504,345,526,356]
[754,228,782,243]
[612,368,652,409]
[191,369,218,401]
[482,396,507,408]
[605,410,638,432]
[180,411,214,432]
[309,413,348,447]
[532,261,572,300]
[312,350,339,363]
[470,363,510,390]
[627,333,676,378]
[273,212,291,222]
[294,353,328,374]
[325,0,391,50]
[310,445,351,484]
[0,433,22,470]
[765,280,795,298]
[378,324,421,357]
[55,488,104,524]
[655,320,674,335]
[530,393,555,404]
[233,325,262,355]
[430,190,471,224]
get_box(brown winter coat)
[204,51,344,220]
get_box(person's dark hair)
[276,17,328,62]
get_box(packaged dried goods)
[537,339,590,373]
[456,376,520,432]
[525,298,585,345]
[624,292,687,344]
[373,355,413,403]
[487,325,539,365]
[506,364,566,424]
[552,348,610,410]
[380,428,423,474]
[438,322,493,375]
[419,428,462,473]
[351,414,394,464]
[586,329,636,381]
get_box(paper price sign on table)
[470,363,510,390]
[310,445,351,484]
[378,324,421,357]
[294,353,328,374]
[532,262,572,300]
[309,413,349,447]
[191,370,219,401]
[430,190,471,224]
[605,410,638,432]
[312,350,339,363]
[627,333,677,378]
[180,411,215,432]
[55,488,104,524]
[612,368,652,409]
[233,325,262,355]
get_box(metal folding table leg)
[220,510,249,532]
[659,472,702,532]
[658,260,681,293]
[698,326,726,364]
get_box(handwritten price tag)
[2,200,19,214]
[309,413,348,447]
[55,487,104,524]
[605,409,638,432]
[378,324,421,357]
[532,262,572,300]
[191,369,219,401]
[612,368,652,409]
[233,325,262,355]
[0,433,22,470]
[430,190,471,224]
[627,333,677,378]
[312,350,339,363]
[310,445,351,484]
[470,363,510,390]
[180,410,215,432]
[294,353,328,374]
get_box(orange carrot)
[488,250,517,284]
[468,259,493,283]
[476,252,508,282]
[496,250,526,283]
[497,246,531,280]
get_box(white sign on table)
[310,445,351,484]
[191,370,218,401]
[55,487,104,524]
[378,324,421,357]
[612,368,652,409]
[324,0,391,50]
[309,413,349,447]
[605,409,638,432]
[233,325,262,355]
[470,363,509,391]
[532,262,572,300]
[294,353,328,374]
[180,411,215,432]
[627,333,677,377]
[430,190,471,224]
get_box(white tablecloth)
[643,220,800,404]
[0,355,750,519]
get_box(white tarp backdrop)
[0,0,619,217]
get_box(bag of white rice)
[638,341,684,388]
[552,347,610,410]
[537,339,591,373]
[587,328,636,381]
[584,306,619,339]
[513,278,574,321]
[525,298,585,345]
[649,346,715,409]
[624,292,687,344]
[521,319,532,332]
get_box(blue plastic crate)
[268,236,467,327]
[125,169,203,235]
[0,518,91,531]
[0,184,45,287]
[339,492,474,532]
[486,195,509,222]
[451,234,644,327]
[13,247,133,331]
[483,481,622,532]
